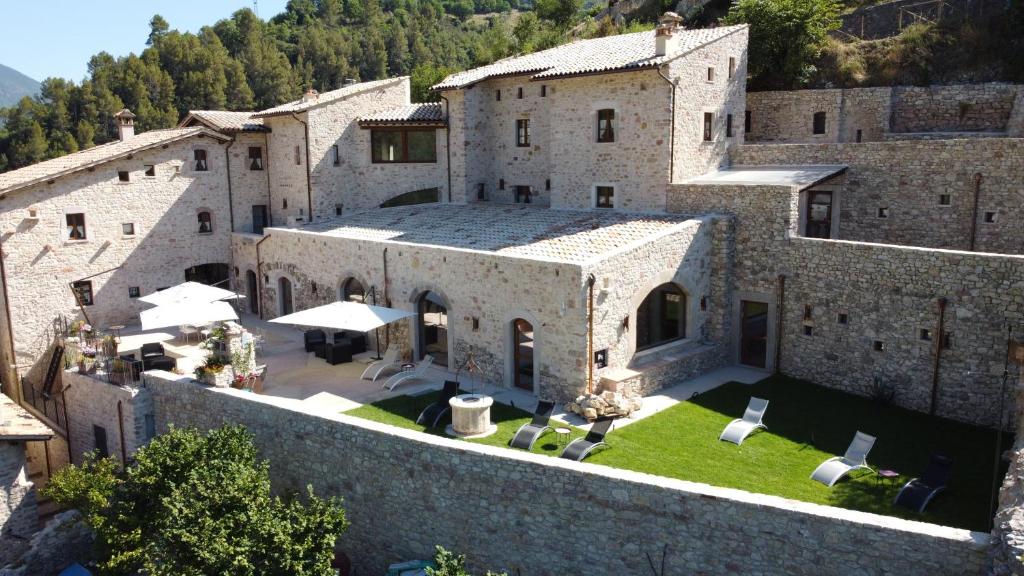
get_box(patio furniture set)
[304,329,368,365]
[720,396,953,513]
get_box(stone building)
[0,393,53,567]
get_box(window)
[920,328,932,341]
[803,325,814,336]
[516,119,530,147]
[515,186,531,204]
[855,129,863,143]
[194,149,208,171]
[939,194,951,206]
[144,164,155,177]
[335,203,343,216]
[72,281,93,306]
[248,147,263,170]
[706,67,715,82]
[128,286,140,298]
[877,207,890,218]
[121,223,135,236]
[282,198,288,209]
[984,211,997,223]
[371,129,437,163]
[118,170,130,182]
[541,85,547,97]
[943,332,953,349]
[198,211,213,234]
[728,57,736,78]
[294,145,301,165]
[744,110,751,134]
[873,340,885,352]
[597,109,615,143]
[517,87,523,99]
[803,304,812,320]
[495,89,501,101]
[837,312,849,325]
[332,145,340,166]
[499,178,505,190]
[595,185,614,209]
[66,213,86,240]
[636,283,686,351]
[93,425,109,458]
[702,113,714,142]
[813,112,826,135]
[341,278,366,303]
[545,178,551,191]
[726,114,734,137]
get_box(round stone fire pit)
[445,393,497,438]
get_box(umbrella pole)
[372,287,382,360]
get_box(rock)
[583,407,598,420]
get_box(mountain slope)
[0,63,40,107]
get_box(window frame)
[144,164,156,177]
[635,282,688,352]
[702,112,714,142]
[248,146,264,171]
[812,112,827,135]
[726,114,734,138]
[121,222,136,237]
[197,211,213,234]
[72,280,94,306]
[706,67,715,82]
[65,212,87,241]
[728,57,736,78]
[128,286,141,298]
[596,109,616,143]
[332,144,340,166]
[594,185,615,209]
[515,119,530,147]
[118,170,130,183]
[370,128,438,164]
[193,149,208,171]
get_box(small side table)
[107,325,125,341]
[554,427,571,448]
[877,469,899,487]
[401,363,415,373]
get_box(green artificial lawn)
[346,376,1008,531]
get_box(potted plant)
[76,354,87,374]
[194,353,233,387]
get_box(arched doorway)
[185,263,230,286]
[512,319,535,392]
[416,291,448,366]
[278,277,294,316]
[339,277,366,303]
[246,270,258,314]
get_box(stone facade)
[746,84,1023,143]
[0,442,36,567]
[225,131,271,234]
[146,375,990,575]
[62,371,154,465]
[735,138,1024,254]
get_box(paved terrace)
[291,203,701,264]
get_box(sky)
[0,0,290,83]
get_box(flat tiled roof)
[180,110,268,133]
[253,77,406,117]
[0,127,230,195]
[0,393,54,441]
[683,165,847,189]
[432,25,746,90]
[290,204,699,264]
[358,103,445,126]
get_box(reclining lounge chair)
[382,355,434,391]
[416,381,460,428]
[719,397,769,445]
[559,416,614,462]
[510,401,556,450]
[894,453,953,513]
[811,431,876,487]
[360,346,401,382]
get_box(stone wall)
[0,135,233,383]
[0,511,92,576]
[0,443,36,567]
[991,358,1024,575]
[264,115,310,227]
[227,132,271,234]
[62,371,153,465]
[735,138,1024,254]
[890,84,1019,133]
[146,375,990,575]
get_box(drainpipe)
[255,234,272,320]
[0,230,20,400]
[929,297,948,415]
[774,274,786,373]
[116,400,128,465]
[657,65,677,189]
[263,134,273,227]
[291,112,314,223]
[968,172,983,251]
[587,274,596,395]
[224,137,236,232]
[439,94,453,204]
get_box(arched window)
[197,211,213,234]
[340,277,366,303]
[636,283,686,351]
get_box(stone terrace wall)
[0,443,36,567]
[735,138,1024,254]
[891,84,1019,133]
[62,371,152,466]
[147,375,989,575]
[991,361,1024,574]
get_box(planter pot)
[199,366,235,388]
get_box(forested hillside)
[0,64,40,107]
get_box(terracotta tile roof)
[180,110,268,133]
[294,204,698,264]
[358,103,445,126]
[0,393,54,441]
[252,77,407,118]
[0,127,229,195]
[432,25,747,90]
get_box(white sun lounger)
[811,431,876,487]
[360,346,401,382]
[719,397,769,445]
[382,355,434,391]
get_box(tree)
[534,0,581,28]
[148,15,170,46]
[425,546,508,576]
[43,425,348,576]
[723,0,841,89]
[410,63,454,102]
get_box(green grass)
[346,376,1008,531]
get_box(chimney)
[655,12,684,57]
[301,88,319,103]
[114,108,136,141]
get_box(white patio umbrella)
[269,301,414,332]
[140,301,239,331]
[138,281,241,306]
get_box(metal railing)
[21,377,68,433]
